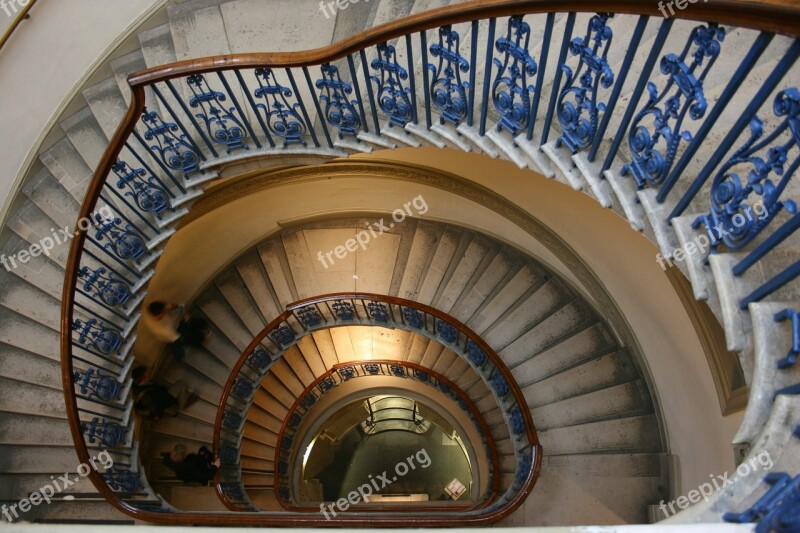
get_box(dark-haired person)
[161,444,220,486]
[132,367,198,420]
[142,300,208,360]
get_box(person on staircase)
[161,444,221,486]
[142,300,209,361]
[132,366,198,420]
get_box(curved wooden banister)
[128,0,800,87]
[212,293,537,518]
[59,0,799,525]
[269,359,501,512]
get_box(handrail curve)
[59,0,800,526]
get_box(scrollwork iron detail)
[112,161,170,219]
[428,25,470,126]
[141,109,200,175]
[316,63,362,138]
[693,88,799,251]
[492,15,538,136]
[78,266,132,309]
[623,23,725,188]
[556,13,614,154]
[370,42,413,127]
[253,68,307,147]
[186,74,249,153]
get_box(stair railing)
[61,0,800,526]
[212,294,523,514]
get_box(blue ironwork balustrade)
[623,23,725,188]
[556,13,614,153]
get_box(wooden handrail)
[268,359,502,511]
[0,0,38,52]
[60,0,800,524]
[127,0,800,87]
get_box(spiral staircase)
[0,0,799,529]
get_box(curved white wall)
[0,0,163,223]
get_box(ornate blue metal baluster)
[370,42,414,127]
[359,49,382,135]
[151,84,212,160]
[492,15,538,137]
[347,54,370,134]
[216,71,262,149]
[428,25,470,127]
[303,66,334,148]
[479,17,497,136]
[541,13,576,145]
[103,468,143,493]
[247,346,271,371]
[72,315,125,356]
[286,68,320,147]
[269,323,296,347]
[140,108,201,176]
[186,74,249,154]
[295,304,324,329]
[338,365,355,381]
[467,20,479,128]
[81,416,127,447]
[73,367,122,402]
[602,18,673,172]
[465,338,487,368]
[231,377,254,399]
[555,13,614,154]
[622,23,725,188]
[694,89,800,253]
[222,409,243,430]
[124,141,184,194]
[112,160,171,220]
[670,41,800,219]
[92,213,147,264]
[660,32,774,201]
[252,68,308,147]
[366,301,389,323]
[315,63,361,139]
[99,189,158,241]
[234,69,275,148]
[527,13,555,141]
[435,319,458,343]
[405,33,420,126]
[219,443,239,465]
[401,307,424,329]
[589,16,649,161]
[130,129,187,190]
[331,300,356,321]
[163,80,219,158]
[77,265,132,318]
